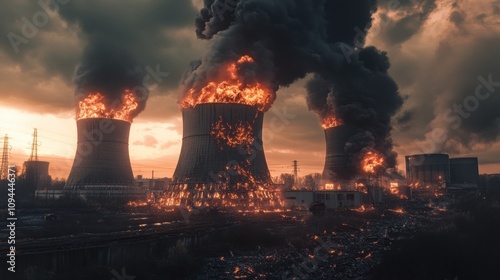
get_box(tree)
[303,174,315,190]
[279,173,295,190]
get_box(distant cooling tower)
[65,118,135,192]
[322,125,358,181]
[405,154,450,186]
[23,160,51,191]
[173,103,271,184]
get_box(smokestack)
[322,125,358,181]
[65,118,136,195]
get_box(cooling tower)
[405,154,450,186]
[173,103,271,184]
[65,118,135,191]
[322,125,358,181]
[23,161,51,192]
[167,103,282,208]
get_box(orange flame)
[321,116,343,129]
[180,55,274,112]
[78,90,138,122]
[362,151,384,174]
[210,116,254,151]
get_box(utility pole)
[0,135,9,180]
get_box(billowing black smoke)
[306,48,402,176]
[184,0,342,108]
[186,0,403,175]
[75,38,148,119]
[306,1,403,177]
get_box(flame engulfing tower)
[65,118,135,192]
[169,54,282,208]
[168,103,279,208]
[173,103,270,183]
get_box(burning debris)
[195,198,453,280]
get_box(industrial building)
[64,118,145,198]
[134,175,171,192]
[405,154,479,190]
[405,154,450,187]
[283,191,363,209]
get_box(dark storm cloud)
[450,10,466,27]
[0,0,201,116]
[437,36,500,148]
[58,0,199,91]
[377,0,437,45]
[365,0,500,168]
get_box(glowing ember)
[389,208,405,214]
[211,116,254,150]
[180,55,274,112]
[354,205,366,212]
[321,116,342,129]
[127,184,284,210]
[77,90,138,122]
[362,151,384,174]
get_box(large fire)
[180,55,274,112]
[78,90,138,122]
[211,116,254,151]
[362,151,384,174]
[321,116,343,129]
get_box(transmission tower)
[29,128,39,161]
[292,160,300,186]
[1,135,9,180]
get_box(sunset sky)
[1,0,499,180]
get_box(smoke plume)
[74,38,148,120]
[186,0,403,176]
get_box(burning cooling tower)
[65,118,135,192]
[173,103,271,184]
[322,125,358,181]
